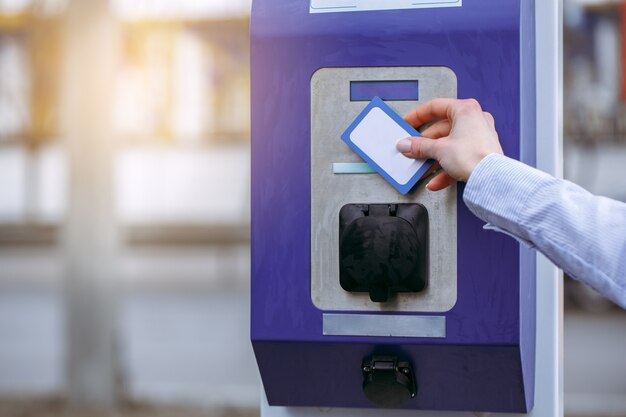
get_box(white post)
[534,0,564,415]
[261,1,563,416]
[60,0,120,408]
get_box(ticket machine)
[251,0,537,412]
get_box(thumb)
[396,136,440,161]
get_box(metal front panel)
[311,67,458,313]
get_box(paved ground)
[0,399,259,417]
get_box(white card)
[341,97,433,194]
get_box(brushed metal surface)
[311,67,457,312]
[323,313,446,338]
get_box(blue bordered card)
[340,96,433,195]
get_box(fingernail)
[396,138,412,153]
[425,182,432,191]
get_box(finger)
[404,98,482,128]
[421,119,451,139]
[396,136,442,160]
[426,171,456,191]
[404,99,457,128]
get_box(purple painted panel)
[254,342,527,412]
[250,0,535,412]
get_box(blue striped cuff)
[463,153,550,240]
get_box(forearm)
[463,153,626,308]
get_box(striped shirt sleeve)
[462,153,626,309]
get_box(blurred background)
[0,0,624,416]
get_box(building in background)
[0,0,257,412]
[562,0,626,313]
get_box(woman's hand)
[396,98,503,191]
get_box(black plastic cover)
[339,204,428,302]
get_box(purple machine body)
[251,0,537,412]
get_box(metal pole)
[60,0,120,408]
[534,0,564,414]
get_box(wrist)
[466,151,502,182]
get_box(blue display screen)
[350,80,419,101]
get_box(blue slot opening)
[350,80,419,101]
